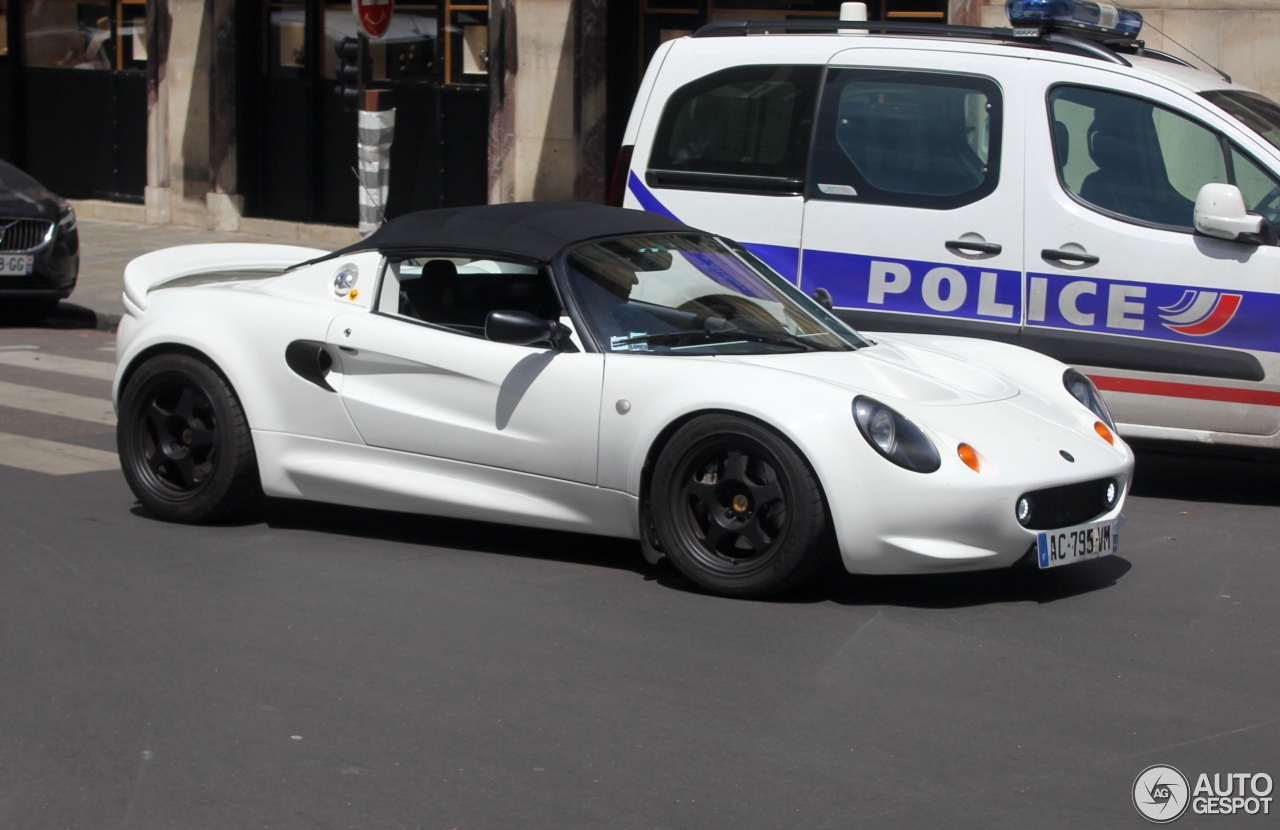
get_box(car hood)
[716,337,1019,405]
[0,160,63,220]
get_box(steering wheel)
[677,294,776,331]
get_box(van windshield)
[562,234,865,355]
[1202,90,1280,152]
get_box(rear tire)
[651,415,832,597]
[117,353,260,523]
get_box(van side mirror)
[1195,183,1264,241]
[485,310,573,349]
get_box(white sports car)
[114,203,1133,596]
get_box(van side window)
[1049,86,1230,230]
[647,65,820,195]
[1229,146,1280,226]
[807,69,1001,210]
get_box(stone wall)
[949,0,1280,101]
[488,0,607,204]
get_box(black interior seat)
[1079,122,1195,227]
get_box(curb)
[94,310,123,332]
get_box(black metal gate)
[242,0,489,225]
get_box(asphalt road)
[1,320,1278,829]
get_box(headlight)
[1063,369,1114,429]
[852,396,941,473]
[58,205,76,232]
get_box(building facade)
[0,0,1274,231]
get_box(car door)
[1022,62,1280,437]
[628,61,820,283]
[325,257,604,484]
[799,48,1026,342]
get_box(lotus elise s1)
[114,203,1132,597]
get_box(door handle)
[945,239,1002,256]
[1041,248,1099,266]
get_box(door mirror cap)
[485,310,570,348]
[1194,183,1263,240]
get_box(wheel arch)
[637,407,837,549]
[117,342,244,413]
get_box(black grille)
[0,218,54,252]
[1019,478,1118,530]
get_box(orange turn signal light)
[957,443,980,472]
[1094,421,1114,444]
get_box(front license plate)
[0,255,34,276]
[1037,520,1118,569]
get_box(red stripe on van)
[1089,375,1280,407]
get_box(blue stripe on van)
[626,171,1277,352]
[802,250,1024,326]
[628,174,800,281]
[627,172,680,221]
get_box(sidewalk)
[65,219,350,330]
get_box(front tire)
[117,353,260,523]
[651,415,832,597]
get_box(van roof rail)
[691,19,1132,67]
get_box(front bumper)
[0,223,79,298]
[819,401,1136,575]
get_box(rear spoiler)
[123,243,327,311]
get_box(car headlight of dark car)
[1063,369,1114,429]
[853,396,941,473]
[58,204,76,233]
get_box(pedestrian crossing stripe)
[0,348,116,381]
[0,379,116,424]
[0,431,117,475]
[0,347,119,474]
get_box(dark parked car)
[0,159,79,320]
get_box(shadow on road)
[792,555,1131,608]
[0,301,99,330]
[182,497,1133,608]
[1130,442,1280,507]
[259,497,651,577]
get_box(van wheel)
[118,353,260,523]
[651,415,831,597]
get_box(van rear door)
[625,59,821,282]
[799,48,1026,342]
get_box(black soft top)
[313,201,699,265]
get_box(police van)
[612,1,1280,450]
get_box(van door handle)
[946,239,1002,255]
[1042,248,1100,266]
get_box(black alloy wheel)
[118,354,260,523]
[651,415,832,597]
[138,381,219,492]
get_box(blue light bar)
[1006,0,1143,38]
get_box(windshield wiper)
[612,328,831,352]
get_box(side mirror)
[485,310,572,349]
[1195,183,1263,241]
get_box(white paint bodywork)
[115,243,1133,575]
[621,32,1280,450]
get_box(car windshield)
[1202,90,1280,152]
[562,234,865,354]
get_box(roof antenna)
[1122,7,1231,83]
